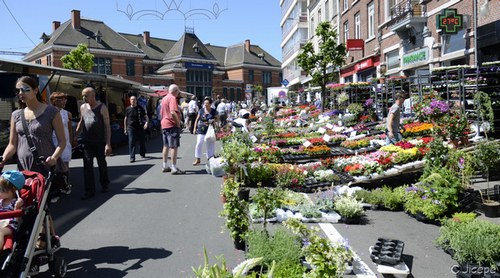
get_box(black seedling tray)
[370,238,405,266]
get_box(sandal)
[192,160,201,166]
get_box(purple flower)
[421,196,428,200]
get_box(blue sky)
[0,0,282,61]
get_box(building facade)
[23,10,282,102]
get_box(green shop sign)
[402,48,429,68]
[436,8,463,34]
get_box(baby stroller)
[0,169,67,278]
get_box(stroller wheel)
[48,256,67,278]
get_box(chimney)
[245,39,250,52]
[143,31,150,46]
[72,10,81,30]
[52,21,60,32]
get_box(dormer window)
[193,42,199,53]
[40,32,51,44]
[94,30,102,43]
[258,52,265,60]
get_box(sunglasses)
[16,86,32,94]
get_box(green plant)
[334,194,364,219]
[384,186,406,211]
[220,177,250,242]
[192,247,264,277]
[298,203,322,218]
[245,162,275,186]
[346,103,363,117]
[314,190,336,212]
[222,138,252,177]
[247,227,304,276]
[474,140,500,202]
[250,188,284,231]
[353,189,372,203]
[284,218,353,278]
[423,138,449,171]
[450,212,477,223]
[435,219,500,270]
[274,164,306,189]
[473,91,495,138]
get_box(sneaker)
[51,235,61,250]
[50,196,60,203]
[162,167,171,173]
[60,184,72,195]
[171,168,186,175]
[28,261,40,276]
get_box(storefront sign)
[436,9,463,34]
[185,62,213,70]
[402,47,429,68]
[346,39,364,51]
[355,58,373,71]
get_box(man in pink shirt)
[160,84,185,174]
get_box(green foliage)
[262,116,276,136]
[423,138,449,172]
[474,140,500,201]
[346,103,363,117]
[60,44,95,72]
[298,203,322,218]
[274,164,306,189]
[245,162,275,186]
[385,186,406,211]
[284,219,353,278]
[473,91,495,133]
[334,194,364,218]
[247,227,304,274]
[446,149,477,188]
[220,177,250,241]
[250,188,284,230]
[222,138,252,176]
[297,21,346,111]
[436,219,500,270]
[450,212,477,223]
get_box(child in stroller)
[0,171,25,248]
[0,168,67,278]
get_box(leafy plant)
[247,227,304,276]
[450,212,477,223]
[275,164,306,189]
[192,247,265,278]
[284,219,353,278]
[435,219,500,270]
[220,177,250,242]
[474,140,500,202]
[60,43,95,72]
[314,190,336,212]
[251,188,284,231]
[473,91,495,137]
[298,203,322,219]
[334,194,364,219]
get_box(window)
[126,59,135,76]
[263,71,272,84]
[355,13,361,39]
[344,21,349,43]
[344,0,349,11]
[368,2,375,38]
[93,57,112,75]
[35,59,41,64]
[318,9,322,22]
[442,29,466,55]
[310,15,315,35]
[249,70,254,83]
[386,50,400,70]
[325,0,330,20]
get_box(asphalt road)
[4,129,464,277]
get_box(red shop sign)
[355,58,373,71]
[346,39,364,51]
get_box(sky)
[0,0,282,61]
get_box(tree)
[60,44,95,72]
[297,21,346,111]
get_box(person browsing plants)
[192,97,218,166]
[386,92,406,144]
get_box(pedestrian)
[188,96,199,134]
[386,91,406,145]
[181,98,189,128]
[160,84,185,175]
[216,98,228,127]
[192,98,218,166]
[0,170,25,248]
[49,92,74,201]
[0,75,65,246]
[76,86,112,200]
[124,95,148,163]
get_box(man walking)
[187,96,199,134]
[386,92,406,145]
[161,84,185,175]
[124,95,148,162]
[76,86,112,200]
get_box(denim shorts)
[162,127,181,148]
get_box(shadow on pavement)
[37,246,172,278]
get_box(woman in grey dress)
[0,76,66,175]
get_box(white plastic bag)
[204,124,216,143]
[210,157,227,177]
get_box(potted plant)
[473,91,495,139]
[220,177,250,250]
[474,140,500,217]
[250,188,284,232]
[334,194,365,224]
[435,218,500,271]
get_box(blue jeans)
[386,132,403,145]
[128,128,146,159]
[83,141,109,194]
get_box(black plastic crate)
[370,238,405,266]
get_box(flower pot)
[220,193,227,203]
[238,188,250,201]
[450,139,460,148]
[482,201,500,218]
[460,136,470,146]
[233,236,246,251]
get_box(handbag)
[20,110,45,167]
[204,124,216,143]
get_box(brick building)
[23,10,282,102]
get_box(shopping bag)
[204,124,216,143]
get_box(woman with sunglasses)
[0,76,66,176]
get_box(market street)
[2,129,468,277]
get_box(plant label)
[318,127,326,134]
[323,134,331,142]
[303,140,312,147]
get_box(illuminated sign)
[402,47,429,68]
[436,9,463,34]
